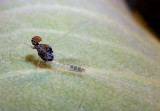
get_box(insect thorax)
[35,44,54,62]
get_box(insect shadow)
[25,54,51,69]
[25,54,83,78]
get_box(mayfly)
[29,21,89,72]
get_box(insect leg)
[19,42,34,49]
[37,57,41,67]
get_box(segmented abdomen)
[70,65,85,72]
[48,61,85,72]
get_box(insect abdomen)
[70,65,85,72]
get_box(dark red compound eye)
[32,36,42,43]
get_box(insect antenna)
[52,20,90,46]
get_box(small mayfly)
[28,21,89,72]
[31,36,85,72]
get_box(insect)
[31,36,54,62]
[31,36,85,72]
[28,21,91,72]
[21,21,92,72]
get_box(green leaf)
[0,0,160,111]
